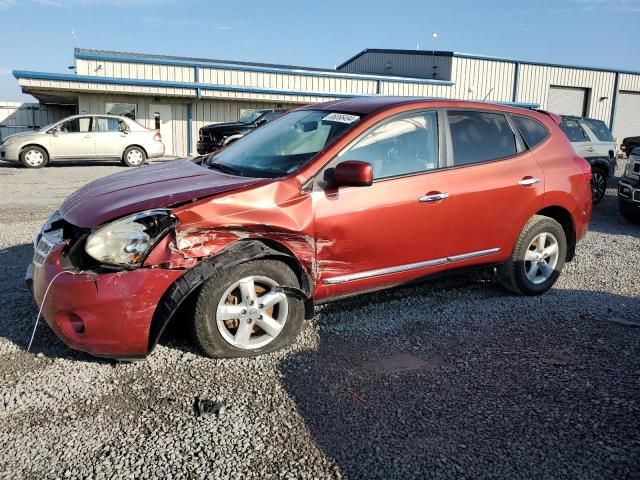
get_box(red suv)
[28,98,592,359]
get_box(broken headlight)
[85,210,176,267]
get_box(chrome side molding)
[322,247,501,285]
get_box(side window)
[512,115,549,149]
[581,119,614,142]
[560,118,589,142]
[339,111,439,180]
[448,110,517,166]
[95,117,121,133]
[58,117,92,134]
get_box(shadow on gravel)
[278,285,640,479]
[0,243,109,362]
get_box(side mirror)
[256,119,267,127]
[332,160,373,188]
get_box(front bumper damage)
[27,243,182,359]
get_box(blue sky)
[1,0,639,101]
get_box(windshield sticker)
[322,113,360,124]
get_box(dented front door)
[312,170,452,300]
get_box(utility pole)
[432,32,438,79]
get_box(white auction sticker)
[322,113,360,124]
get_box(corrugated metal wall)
[450,57,515,102]
[0,102,74,141]
[76,59,195,83]
[22,51,640,154]
[78,94,307,156]
[78,94,190,156]
[338,52,453,81]
[517,64,616,122]
[199,67,377,96]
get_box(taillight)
[575,156,592,183]
[154,132,162,142]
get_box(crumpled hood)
[60,158,268,228]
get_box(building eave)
[73,49,455,86]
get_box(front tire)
[191,260,304,358]
[19,146,48,168]
[590,166,608,205]
[122,146,146,167]
[498,215,567,295]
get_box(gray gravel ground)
[0,158,639,479]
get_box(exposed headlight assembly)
[85,210,176,267]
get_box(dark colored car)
[196,109,287,154]
[618,147,640,223]
[621,136,640,158]
[27,97,592,360]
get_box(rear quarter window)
[560,118,589,142]
[581,118,614,142]
[447,110,517,166]
[512,115,549,149]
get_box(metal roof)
[74,48,342,75]
[73,48,454,86]
[338,48,640,76]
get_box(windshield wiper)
[208,161,244,176]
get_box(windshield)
[238,110,266,124]
[205,110,361,178]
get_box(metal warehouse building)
[11,47,640,157]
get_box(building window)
[105,103,136,120]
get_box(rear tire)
[191,259,304,358]
[590,166,608,205]
[19,146,48,168]
[122,146,146,167]
[498,215,567,296]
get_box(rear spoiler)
[535,109,562,125]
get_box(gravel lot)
[0,158,639,480]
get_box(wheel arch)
[123,144,148,160]
[536,205,576,261]
[20,143,50,159]
[589,159,611,176]
[146,238,313,353]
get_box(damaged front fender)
[147,239,313,352]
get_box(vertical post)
[187,103,193,156]
[512,62,520,103]
[609,71,620,133]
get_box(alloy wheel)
[216,275,288,350]
[591,171,607,203]
[524,232,559,285]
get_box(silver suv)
[560,115,617,204]
[0,114,165,168]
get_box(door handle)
[84,134,91,138]
[518,177,541,186]
[419,192,449,203]
[586,147,595,152]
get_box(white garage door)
[613,91,640,141]
[547,86,588,116]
